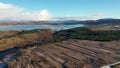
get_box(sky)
[0,0,120,21]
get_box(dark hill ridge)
[87,18,120,25]
[53,27,120,41]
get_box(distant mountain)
[85,18,120,25]
[59,18,120,25]
[96,18,120,24]
[0,18,120,25]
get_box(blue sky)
[0,0,120,20]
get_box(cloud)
[0,2,105,21]
[53,14,105,21]
[0,2,51,21]
[10,10,51,21]
[0,2,16,9]
[0,3,23,19]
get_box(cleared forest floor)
[8,39,120,68]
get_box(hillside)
[8,39,120,68]
[53,27,120,41]
[0,27,120,68]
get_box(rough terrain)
[8,39,120,68]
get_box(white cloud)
[0,2,14,9]
[0,2,51,21]
[0,3,23,19]
[10,10,51,21]
[0,2,105,21]
[53,14,105,21]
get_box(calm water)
[0,24,84,31]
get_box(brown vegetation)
[9,39,120,68]
[0,29,54,51]
[0,27,120,68]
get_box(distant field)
[88,24,120,31]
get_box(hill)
[0,27,120,68]
[53,27,120,41]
